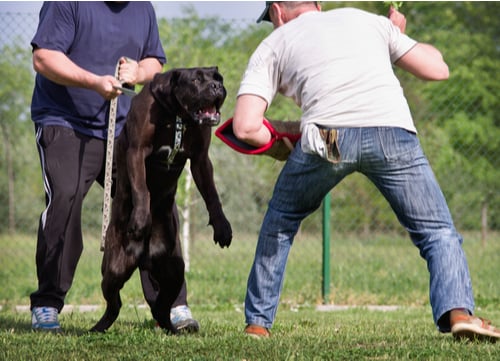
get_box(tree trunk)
[181,163,193,272]
[1,123,15,233]
[481,201,488,247]
[7,141,15,233]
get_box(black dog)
[91,67,232,333]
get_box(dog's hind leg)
[90,275,126,332]
[90,228,138,332]
[147,204,185,333]
[149,255,185,333]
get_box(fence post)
[322,193,331,304]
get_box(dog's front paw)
[211,216,232,248]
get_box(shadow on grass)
[0,312,174,337]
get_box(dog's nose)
[211,81,225,96]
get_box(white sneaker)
[32,306,61,332]
[170,305,199,333]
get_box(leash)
[101,57,135,251]
[100,60,120,251]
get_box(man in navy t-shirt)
[30,2,198,333]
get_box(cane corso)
[91,67,232,333]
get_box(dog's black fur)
[91,67,232,333]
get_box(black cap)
[257,1,276,23]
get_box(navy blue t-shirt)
[30,1,166,139]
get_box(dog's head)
[150,67,226,126]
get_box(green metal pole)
[322,193,331,304]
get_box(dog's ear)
[150,70,181,101]
[211,66,223,83]
[168,70,181,90]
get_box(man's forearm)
[136,58,163,84]
[233,94,272,147]
[32,48,99,89]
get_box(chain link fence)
[0,6,498,307]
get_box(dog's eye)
[192,71,204,83]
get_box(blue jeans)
[245,127,474,332]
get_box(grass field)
[1,232,499,360]
[1,307,500,360]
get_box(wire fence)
[0,8,498,306]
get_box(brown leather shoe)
[244,324,270,338]
[451,310,500,342]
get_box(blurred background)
[0,2,498,309]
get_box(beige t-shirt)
[238,7,419,148]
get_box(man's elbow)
[32,48,51,74]
[398,44,450,81]
[440,65,450,80]
[232,94,269,143]
[433,63,449,81]
[415,63,449,81]
[32,51,43,73]
[232,118,253,142]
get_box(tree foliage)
[0,2,498,236]
[0,44,40,233]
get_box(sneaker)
[451,311,500,342]
[170,305,199,333]
[31,306,61,332]
[244,324,270,339]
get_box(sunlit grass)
[1,307,499,360]
[1,232,499,309]
[1,232,499,360]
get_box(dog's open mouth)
[193,105,221,126]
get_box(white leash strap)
[101,59,121,251]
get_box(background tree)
[0,2,497,242]
[315,2,500,238]
[0,43,38,234]
[406,2,500,239]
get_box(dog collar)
[165,116,186,166]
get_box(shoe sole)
[452,324,499,343]
[244,325,270,339]
[175,320,200,333]
[32,326,62,333]
[245,332,269,339]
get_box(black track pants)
[30,125,188,312]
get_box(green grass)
[2,232,499,308]
[1,308,500,360]
[1,232,499,360]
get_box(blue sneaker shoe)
[170,305,199,333]
[31,306,61,332]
